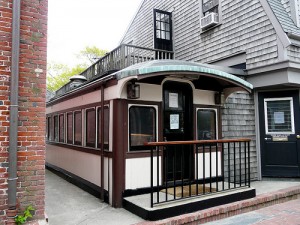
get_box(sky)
[47,0,142,67]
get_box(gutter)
[8,0,21,209]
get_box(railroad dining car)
[46,60,253,208]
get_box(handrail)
[144,138,251,146]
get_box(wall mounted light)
[127,81,140,99]
[215,92,225,106]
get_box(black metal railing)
[145,138,251,207]
[80,44,174,81]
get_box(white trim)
[196,108,218,140]
[264,97,295,134]
[128,104,159,152]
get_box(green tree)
[47,64,86,92]
[77,45,108,64]
[47,46,108,91]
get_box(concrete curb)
[134,185,300,225]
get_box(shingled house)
[46,0,300,220]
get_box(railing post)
[120,44,126,69]
[150,146,154,208]
[248,141,251,187]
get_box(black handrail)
[145,138,251,207]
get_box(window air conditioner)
[200,12,219,29]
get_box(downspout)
[8,0,21,209]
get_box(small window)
[86,108,96,147]
[53,115,59,142]
[197,109,217,140]
[129,106,156,151]
[74,111,82,145]
[202,0,219,16]
[264,98,294,134]
[59,114,65,143]
[67,112,73,144]
[47,116,51,141]
[97,107,110,150]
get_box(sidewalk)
[45,169,300,225]
[205,198,300,225]
[45,170,144,225]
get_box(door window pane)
[129,106,156,151]
[197,109,217,140]
[86,108,96,147]
[265,99,294,133]
[97,107,110,150]
[67,112,73,144]
[74,111,82,145]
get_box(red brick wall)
[0,0,47,224]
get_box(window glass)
[197,109,217,140]
[155,10,171,40]
[53,115,59,142]
[47,117,51,141]
[129,106,156,151]
[74,111,82,145]
[59,114,64,142]
[86,108,96,147]
[265,99,294,133]
[97,107,110,150]
[67,112,73,144]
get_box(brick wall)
[0,0,47,224]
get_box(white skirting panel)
[46,144,101,186]
[125,157,162,190]
[195,152,222,179]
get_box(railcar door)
[259,90,300,177]
[163,81,193,182]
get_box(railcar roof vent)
[69,74,87,89]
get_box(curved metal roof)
[115,60,253,91]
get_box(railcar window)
[59,114,65,142]
[53,115,59,142]
[129,106,156,151]
[74,111,82,145]
[97,107,110,150]
[47,116,51,141]
[86,108,96,147]
[67,112,73,144]
[197,109,217,140]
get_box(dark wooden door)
[163,81,193,181]
[259,91,300,177]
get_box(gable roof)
[267,0,300,36]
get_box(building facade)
[0,0,47,224]
[120,0,300,179]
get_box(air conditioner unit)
[200,12,219,29]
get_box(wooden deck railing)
[145,138,251,207]
[80,44,174,81]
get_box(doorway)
[163,81,193,182]
[258,90,300,177]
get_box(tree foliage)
[77,45,108,64]
[47,46,108,92]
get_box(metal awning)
[115,60,253,92]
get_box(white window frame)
[128,104,158,151]
[196,108,218,140]
[264,97,295,134]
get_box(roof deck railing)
[80,44,174,81]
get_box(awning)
[115,60,253,92]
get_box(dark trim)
[112,99,126,207]
[46,163,109,203]
[123,188,256,221]
[46,142,101,156]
